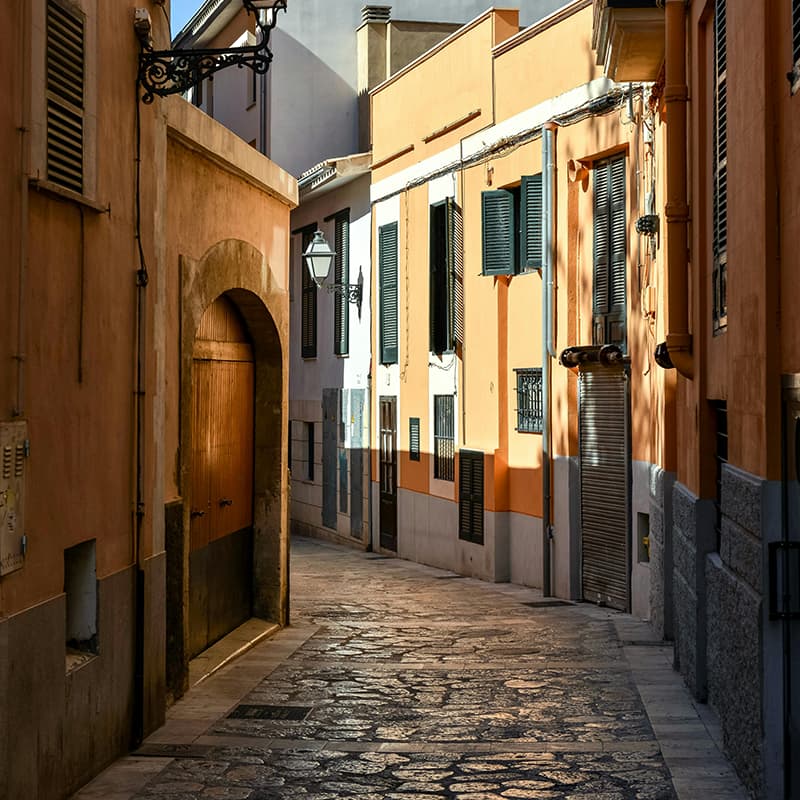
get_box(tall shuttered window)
[592,156,627,349]
[333,211,350,356]
[713,0,728,331]
[792,0,800,93]
[429,198,464,354]
[481,175,542,276]
[433,395,455,481]
[301,227,317,358]
[47,0,85,194]
[379,222,399,365]
[459,450,484,545]
[515,368,543,434]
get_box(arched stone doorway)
[167,239,289,700]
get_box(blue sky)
[170,0,203,36]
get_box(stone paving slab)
[72,537,750,800]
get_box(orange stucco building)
[593,1,797,796]
[368,0,670,619]
[0,2,295,797]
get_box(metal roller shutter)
[579,363,630,610]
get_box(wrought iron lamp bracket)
[137,0,287,104]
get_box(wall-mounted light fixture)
[303,230,362,308]
[136,0,287,104]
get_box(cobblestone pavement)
[75,537,749,800]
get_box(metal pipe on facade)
[662,0,693,378]
[541,122,558,598]
[14,0,30,418]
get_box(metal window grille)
[433,395,455,481]
[409,417,420,461]
[46,0,84,194]
[713,0,728,332]
[515,368,543,433]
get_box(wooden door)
[379,396,397,552]
[189,296,254,658]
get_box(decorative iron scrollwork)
[137,0,287,104]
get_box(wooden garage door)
[189,296,254,658]
[579,363,630,611]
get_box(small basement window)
[65,539,98,670]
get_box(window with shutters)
[409,417,420,461]
[46,0,85,194]
[333,211,350,356]
[379,222,399,365]
[791,0,800,93]
[433,395,455,481]
[713,0,728,332]
[429,198,464,354]
[515,368,543,434]
[481,174,542,276]
[592,156,627,349]
[301,227,317,358]
[459,450,484,545]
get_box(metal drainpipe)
[367,367,374,551]
[662,0,693,378]
[541,122,558,598]
[258,10,268,156]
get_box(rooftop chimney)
[361,5,391,24]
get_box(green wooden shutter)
[447,197,464,351]
[429,203,447,353]
[379,222,399,365]
[520,174,543,270]
[593,162,611,324]
[713,0,728,331]
[334,212,350,356]
[301,228,317,358]
[608,156,627,347]
[794,0,800,66]
[481,190,515,275]
[458,450,484,545]
[593,157,626,348]
[47,0,84,194]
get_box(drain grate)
[621,639,669,647]
[522,600,573,608]
[136,743,214,759]
[228,704,312,721]
[436,574,466,580]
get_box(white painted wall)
[289,173,372,541]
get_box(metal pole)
[541,122,558,597]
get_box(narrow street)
[75,538,748,800]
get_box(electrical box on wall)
[1,421,28,576]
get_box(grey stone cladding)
[649,466,675,640]
[706,464,767,799]
[671,483,715,701]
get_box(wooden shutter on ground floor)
[459,450,484,545]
